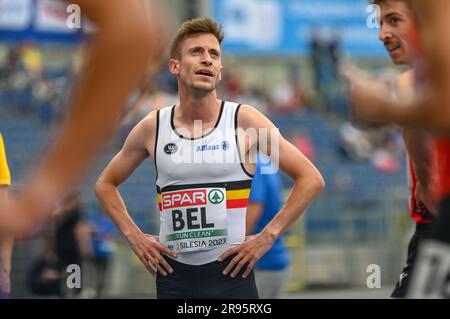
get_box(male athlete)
[344,0,450,298]
[0,0,167,235]
[95,17,324,299]
[368,0,435,298]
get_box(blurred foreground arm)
[343,1,450,135]
[95,114,176,277]
[0,0,167,234]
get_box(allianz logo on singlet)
[196,141,229,152]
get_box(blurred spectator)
[27,235,62,298]
[309,26,343,114]
[338,121,404,173]
[240,87,271,116]
[119,67,179,145]
[309,26,323,96]
[220,69,242,101]
[327,29,342,87]
[289,130,316,162]
[20,42,43,78]
[270,78,307,114]
[124,69,179,123]
[338,122,373,161]
[27,193,92,298]
[0,46,20,88]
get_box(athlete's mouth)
[386,44,401,53]
[195,69,214,77]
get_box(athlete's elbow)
[94,177,110,201]
[311,172,325,194]
[94,180,104,201]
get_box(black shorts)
[156,255,259,299]
[403,195,450,298]
[391,222,434,298]
[433,195,450,243]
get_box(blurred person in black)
[28,192,91,298]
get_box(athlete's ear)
[169,59,180,76]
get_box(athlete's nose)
[201,59,213,67]
[379,24,392,42]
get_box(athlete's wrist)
[261,225,280,243]
[124,228,143,241]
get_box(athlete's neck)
[177,92,221,124]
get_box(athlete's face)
[170,33,223,94]
[378,0,415,65]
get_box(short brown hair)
[170,17,224,59]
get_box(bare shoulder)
[141,110,158,129]
[132,110,158,136]
[237,104,275,130]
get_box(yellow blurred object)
[22,47,43,74]
[0,133,11,186]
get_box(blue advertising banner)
[212,0,386,57]
[0,0,87,43]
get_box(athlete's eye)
[389,17,400,26]
[210,50,220,59]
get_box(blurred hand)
[218,232,276,279]
[341,64,394,123]
[0,193,51,237]
[126,231,176,277]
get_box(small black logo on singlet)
[164,143,177,155]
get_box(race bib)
[160,188,228,253]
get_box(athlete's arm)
[95,113,175,277]
[343,1,450,135]
[0,0,167,234]
[220,105,324,278]
[407,0,450,132]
